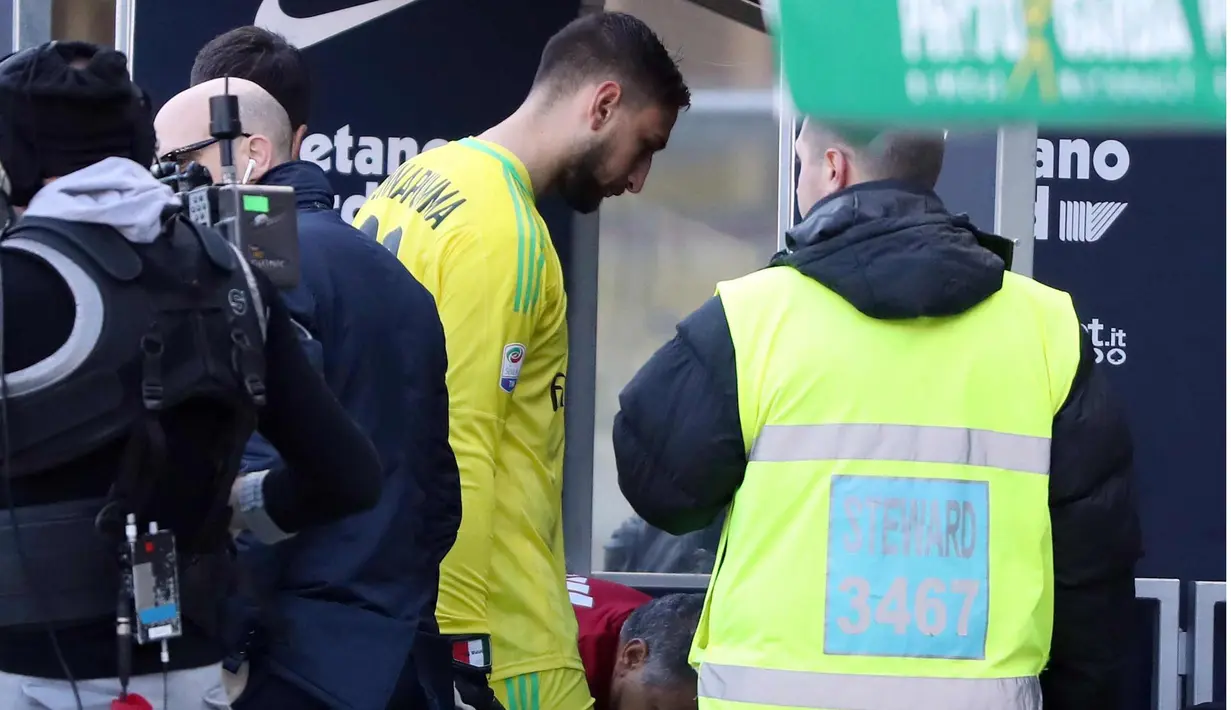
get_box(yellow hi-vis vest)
[694,265,1082,710]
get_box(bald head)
[155,77,292,184]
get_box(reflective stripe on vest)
[698,663,1041,710]
[750,423,1051,475]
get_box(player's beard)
[558,139,609,214]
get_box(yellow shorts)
[491,668,594,710]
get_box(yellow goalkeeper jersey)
[352,137,580,682]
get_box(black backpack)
[0,213,268,627]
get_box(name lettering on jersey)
[371,164,466,230]
[499,343,526,393]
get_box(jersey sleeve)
[434,223,537,633]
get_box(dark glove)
[453,665,505,710]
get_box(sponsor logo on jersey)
[1035,138,1130,242]
[499,343,526,393]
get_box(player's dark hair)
[532,12,690,111]
[619,592,704,687]
[190,26,311,132]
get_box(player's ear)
[589,80,621,132]
[617,638,649,673]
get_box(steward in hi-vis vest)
[613,123,1141,710]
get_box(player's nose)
[625,162,651,194]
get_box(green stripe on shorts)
[504,678,518,710]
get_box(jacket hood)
[775,180,1008,319]
[259,160,336,209]
[22,156,181,243]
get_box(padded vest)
[0,214,269,628]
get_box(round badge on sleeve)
[499,343,525,393]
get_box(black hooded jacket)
[613,181,1142,710]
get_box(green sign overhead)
[766,0,1227,128]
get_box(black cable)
[0,212,84,709]
[117,586,131,698]
[161,638,169,710]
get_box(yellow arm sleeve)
[434,226,535,634]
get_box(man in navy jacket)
[170,33,461,710]
[236,154,460,710]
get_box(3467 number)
[835,577,980,637]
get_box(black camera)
[152,81,301,289]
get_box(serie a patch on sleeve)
[499,343,526,393]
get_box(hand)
[228,472,264,535]
[453,666,505,710]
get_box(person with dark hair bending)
[568,578,702,710]
[353,11,690,710]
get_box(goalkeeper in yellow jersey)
[353,11,690,710]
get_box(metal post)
[11,0,50,52]
[562,0,602,575]
[595,572,712,591]
[775,74,797,251]
[994,125,1038,277]
[1187,580,1226,704]
[563,206,599,575]
[0,0,11,55]
[113,0,135,61]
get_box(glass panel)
[52,0,116,45]
[590,0,777,573]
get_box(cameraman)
[156,71,459,710]
[0,41,383,707]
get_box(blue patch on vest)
[823,475,990,660]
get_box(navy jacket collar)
[259,160,336,210]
